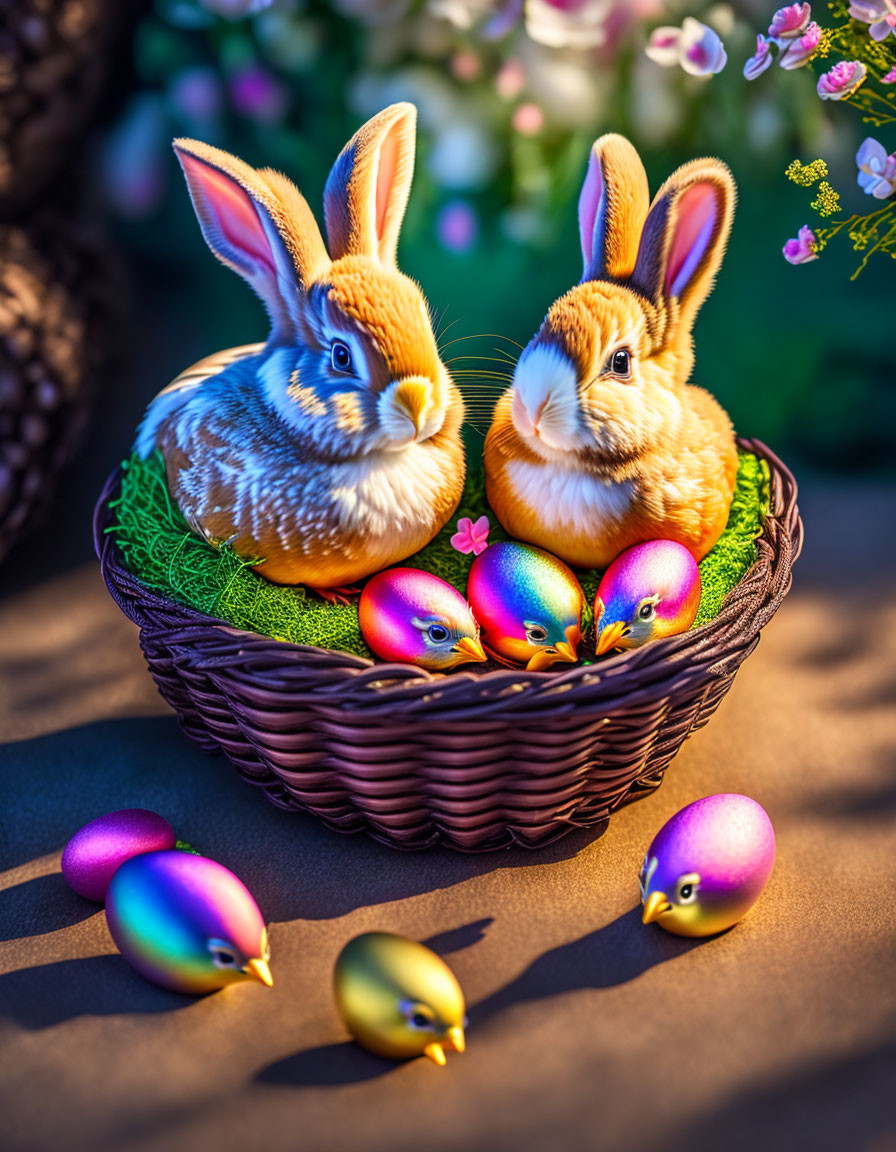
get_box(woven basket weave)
[95,437,801,852]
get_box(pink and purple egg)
[640,794,776,937]
[61,809,177,902]
[105,850,272,995]
[594,539,700,656]
[359,568,486,671]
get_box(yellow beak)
[642,891,671,925]
[423,1042,447,1066]
[595,620,629,656]
[245,957,274,987]
[447,1025,465,1054]
[453,635,488,664]
[525,648,559,671]
[392,377,434,435]
[554,640,578,664]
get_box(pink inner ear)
[375,125,401,241]
[179,152,275,276]
[578,151,604,271]
[665,183,718,298]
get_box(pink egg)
[61,809,177,902]
[359,568,486,671]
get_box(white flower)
[856,137,896,198]
[645,25,683,66]
[646,17,727,77]
[524,0,613,49]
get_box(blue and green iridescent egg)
[105,850,273,995]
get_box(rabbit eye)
[608,349,631,378]
[330,340,353,374]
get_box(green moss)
[107,449,770,659]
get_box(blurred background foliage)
[98,0,894,473]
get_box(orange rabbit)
[485,133,738,569]
[136,104,465,590]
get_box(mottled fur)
[485,134,738,568]
[136,104,465,587]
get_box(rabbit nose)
[511,341,578,442]
[512,390,549,437]
[378,376,436,443]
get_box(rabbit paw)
[308,584,361,606]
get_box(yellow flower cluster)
[811,181,841,217]
[785,159,829,187]
[814,26,834,58]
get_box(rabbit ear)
[631,159,735,330]
[579,134,650,283]
[324,103,417,267]
[173,139,329,342]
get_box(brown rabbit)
[484,133,738,569]
[136,104,465,590]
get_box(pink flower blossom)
[783,225,818,264]
[646,25,684,66]
[883,66,896,82]
[744,34,773,79]
[816,60,867,99]
[769,3,812,40]
[778,20,822,67]
[848,0,896,41]
[495,58,526,100]
[645,18,727,77]
[856,137,896,197]
[512,102,545,135]
[451,515,490,555]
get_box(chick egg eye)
[330,339,353,374]
[428,623,450,643]
[676,877,700,903]
[402,1001,435,1029]
[638,602,655,621]
[210,948,236,967]
[607,348,632,378]
[526,625,549,643]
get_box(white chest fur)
[328,441,449,540]
[505,458,633,536]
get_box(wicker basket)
[94,437,801,852]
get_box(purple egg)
[61,809,177,902]
[359,568,486,671]
[640,794,775,937]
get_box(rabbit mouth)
[378,376,444,447]
[511,344,587,454]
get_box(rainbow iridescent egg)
[62,809,176,902]
[594,539,700,656]
[467,542,583,670]
[359,568,486,671]
[640,794,775,937]
[105,850,272,995]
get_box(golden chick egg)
[333,932,466,1066]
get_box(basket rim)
[94,436,802,718]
